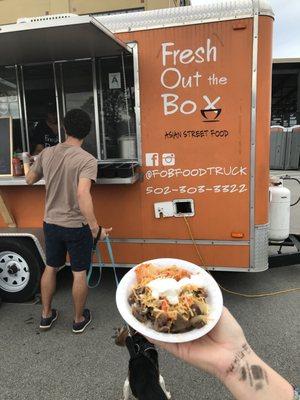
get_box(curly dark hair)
[63,109,91,139]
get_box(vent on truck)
[17,14,78,24]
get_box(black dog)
[114,327,171,400]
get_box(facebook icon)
[145,153,159,166]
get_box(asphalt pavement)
[0,265,299,400]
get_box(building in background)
[0,0,190,25]
[272,59,300,127]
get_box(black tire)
[0,239,41,303]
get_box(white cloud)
[191,0,300,59]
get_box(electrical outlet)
[173,199,195,217]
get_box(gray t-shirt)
[31,143,98,228]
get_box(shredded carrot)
[161,299,169,312]
[135,263,190,285]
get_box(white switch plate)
[154,202,174,218]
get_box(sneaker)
[40,309,58,330]
[72,309,92,333]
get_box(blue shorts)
[43,222,93,272]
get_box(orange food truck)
[0,0,274,302]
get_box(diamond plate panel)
[97,1,273,33]
[252,223,269,271]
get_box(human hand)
[90,225,100,239]
[100,227,112,240]
[150,307,249,381]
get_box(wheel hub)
[7,262,20,275]
[0,251,30,293]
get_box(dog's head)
[113,327,158,366]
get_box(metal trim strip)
[0,232,249,245]
[20,66,30,153]
[249,1,259,270]
[15,65,26,151]
[92,58,101,160]
[87,262,249,272]
[130,42,142,165]
[59,63,66,117]
[97,58,107,160]
[53,62,62,143]
[108,238,249,245]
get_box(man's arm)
[77,178,99,238]
[26,153,43,185]
[78,160,112,239]
[26,169,41,185]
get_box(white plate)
[116,258,223,343]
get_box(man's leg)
[67,225,93,326]
[67,224,93,331]
[42,222,66,321]
[72,270,88,323]
[41,266,58,318]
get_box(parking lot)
[0,264,299,400]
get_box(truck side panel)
[0,15,273,270]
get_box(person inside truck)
[150,307,299,400]
[32,104,59,155]
[26,108,111,333]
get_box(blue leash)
[87,236,119,289]
[87,236,132,335]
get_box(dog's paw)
[123,377,130,400]
[159,375,172,399]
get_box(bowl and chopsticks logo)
[201,95,222,122]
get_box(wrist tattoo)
[226,343,268,391]
[240,363,269,391]
[226,343,252,374]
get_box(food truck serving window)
[99,54,137,160]
[0,16,140,170]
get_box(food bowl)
[201,108,222,121]
[116,258,223,343]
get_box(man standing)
[26,109,111,333]
[32,104,59,155]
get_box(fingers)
[101,227,112,239]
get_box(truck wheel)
[0,239,41,303]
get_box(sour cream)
[147,274,206,305]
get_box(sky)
[191,0,300,59]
